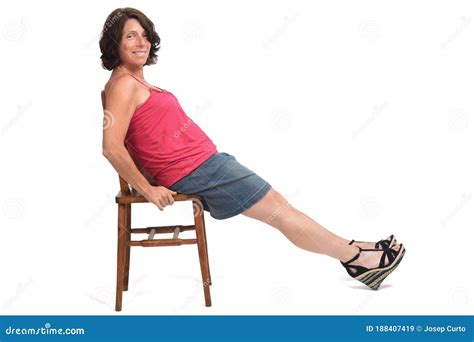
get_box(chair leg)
[115,203,127,312]
[193,200,212,307]
[201,215,212,286]
[123,204,131,291]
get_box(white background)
[0,0,473,315]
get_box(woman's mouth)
[133,51,147,56]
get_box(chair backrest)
[101,90,131,195]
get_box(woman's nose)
[136,35,146,46]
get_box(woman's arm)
[102,76,175,210]
[128,151,157,186]
[103,145,152,196]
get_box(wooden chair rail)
[131,225,196,235]
[128,239,198,247]
[127,225,198,247]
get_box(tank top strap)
[106,72,151,93]
[124,73,153,90]
[125,73,166,92]
[106,72,165,93]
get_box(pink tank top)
[122,74,218,187]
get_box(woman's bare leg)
[242,188,400,268]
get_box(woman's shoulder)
[104,73,155,113]
[104,73,139,95]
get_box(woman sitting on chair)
[99,7,405,290]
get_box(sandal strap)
[345,264,369,276]
[340,247,367,277]
[350,235,394,249]
[341,246,361,265]
[342,245,401,277]
[378,234,395,249]
[375,239,390,249]
[379,245,398,268]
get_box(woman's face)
[118,18,151,69]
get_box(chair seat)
[115,188,201,204]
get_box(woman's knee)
[242,188,295,225]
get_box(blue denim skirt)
[169,152,272,220]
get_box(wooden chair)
[101,91,212,311]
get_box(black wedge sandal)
[340,244,406,290]
[348,234,397,249]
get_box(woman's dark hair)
[99,7,161,70]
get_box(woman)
[99,7,405,290]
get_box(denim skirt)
[168,152,272,220]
